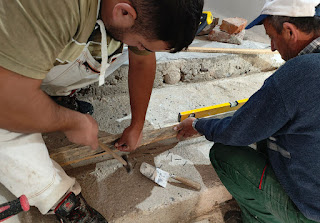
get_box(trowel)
[140,162,201,191]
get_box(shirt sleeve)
[195,77,291,146]
[0,0,80,79]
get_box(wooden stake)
[186,47,278,55]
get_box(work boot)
[224,210,243,223]
[54,192,108,223]
[50,96,94,115]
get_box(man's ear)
[282,22,299,43]
[112,3,137,28]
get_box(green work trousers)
[209,142,316,223]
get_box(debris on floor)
[204,17,248,45]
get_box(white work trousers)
[0,129,80,214]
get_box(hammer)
[98,141,132,173]
[0,195,29,222]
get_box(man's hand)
[63,114,99,150]
[115,125,142,152]
[0,66,99,150]
[174,117,198,140]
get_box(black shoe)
[50,96,94,115]
[54,192,108,223]
[224,210,243,223]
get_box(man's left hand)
[174,117,198,140]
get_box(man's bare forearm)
[0,66,99,149]
[128,51,156,129]
[114,51,156,151]
[0,66,82,133]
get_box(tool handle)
[0,195,30,222]
[171,175,201,191]
[196,13,208,35]
[186,47,277,55]
[98,141,128,166]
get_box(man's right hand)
[0,66,99,149]
[63,114,99,150]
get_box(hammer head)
[121,155,133,174]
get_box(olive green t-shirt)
[0,0,100,79]
[0,0,149,80]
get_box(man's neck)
[296,32,319,53]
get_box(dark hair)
[129,0,204,53]
[268,15,320,36]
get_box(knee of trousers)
[209,143,251,197]
[209,143,255,177]
[0,130,77,214]
[209,142,268,191]
[209,143,230,172]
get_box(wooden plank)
[49,99,246,169]
[186,47,278,55]
[49,125,182,168]
[49,133,120,167]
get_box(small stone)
[163,68,181,84]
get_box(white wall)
[204,0,265,22]
[203,0,268,43]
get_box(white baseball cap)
[246,0,320,29]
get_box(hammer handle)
[171,175,201,191]
[98,141,128,166]
[0,195,30,222]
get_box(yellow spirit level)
[178,98,248,122]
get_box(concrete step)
[87,71,273,135]
[73,39,283,101]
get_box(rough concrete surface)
[0,29,281,222]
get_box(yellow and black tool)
[196,11,214,35]
[178,98,248,122]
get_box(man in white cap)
[175,0,320,222]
